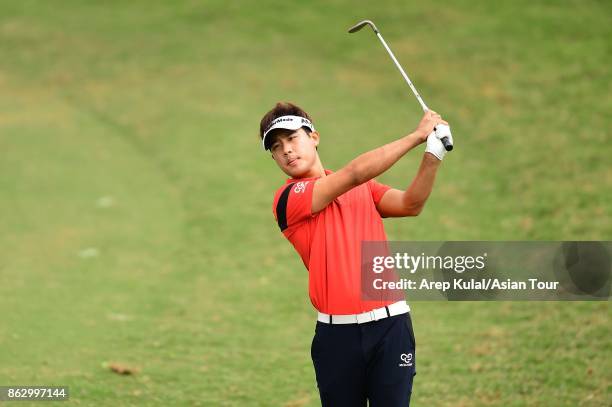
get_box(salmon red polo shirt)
[272,169,399,315]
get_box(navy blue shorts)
[311,312,416,406]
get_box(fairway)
[0,1,610,406]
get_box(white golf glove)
[425,124,453,161]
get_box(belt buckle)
[356,312,368,324]
[357,310,376,324]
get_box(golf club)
[348,19,453,151]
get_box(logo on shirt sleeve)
[293,181,309,194]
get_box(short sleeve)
[368,178,392,206]
[273,180,315,231]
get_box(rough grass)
[0,1,610,405]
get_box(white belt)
[317,300,410,325]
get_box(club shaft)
[374,32,429,112]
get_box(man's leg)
[311,322,367,407]
[365,313,417,406]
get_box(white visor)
[262,115,315,150]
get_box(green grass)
[0,1,610,405]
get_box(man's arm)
[312,110,446,214]
[375,153,441,217]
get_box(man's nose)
[283,144,293,154]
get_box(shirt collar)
[285,169,333,184]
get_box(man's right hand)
[312,110,449,214]
[414,110,448,143]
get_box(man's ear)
[309,131,320,148]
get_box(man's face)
[269,128,319,178]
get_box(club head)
[348,19,379,34]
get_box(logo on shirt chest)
[293,181,308,194]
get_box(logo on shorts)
[294,181,308,194]
[399,353,413,367]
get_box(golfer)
[259,101,450,406]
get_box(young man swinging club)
[259,101,452,406]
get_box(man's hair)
[259,102,313,150]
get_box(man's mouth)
[287,157,299,166]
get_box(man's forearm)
[402,153,441,213]
[348,132,423,185]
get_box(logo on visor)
[272,117,293,125]
[266,116,311,133]
[266,118,288,132]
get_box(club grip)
[434,124,454,151]
[441,137,453,151]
